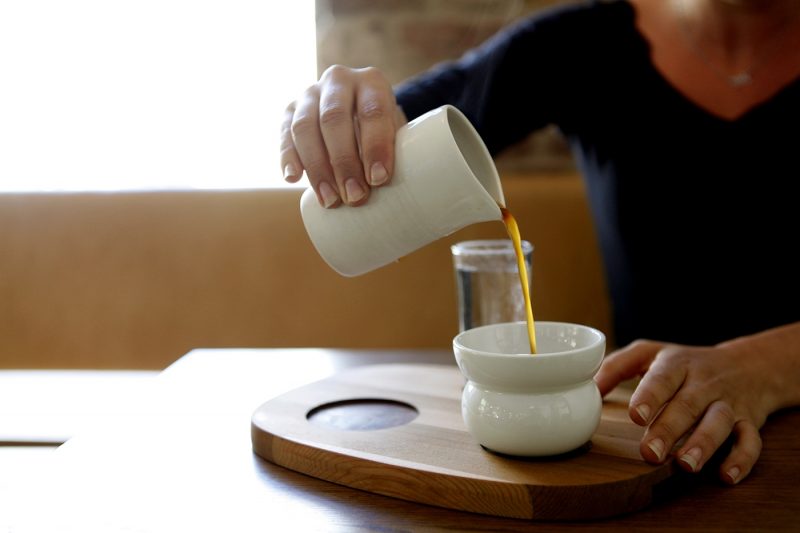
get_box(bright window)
[0,1,316,191]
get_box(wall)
[0,175,610,369]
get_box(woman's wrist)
[717,322,800,413]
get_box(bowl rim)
[453,321,605,359]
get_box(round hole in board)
[306,398,419,431]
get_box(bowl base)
[480,440,593,460]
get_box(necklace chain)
[677,0,797,88]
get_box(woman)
[280,0,800,484]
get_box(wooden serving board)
[251,364,674,520]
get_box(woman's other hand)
[594,325,800,484]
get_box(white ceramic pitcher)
[300,105,505,277]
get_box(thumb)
[595,340,662,396]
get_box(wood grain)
[251,363,673,520]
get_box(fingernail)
[726,466,741,484]
[635,404,651,423]
[283,163,297,181]
[648,438,665,461]
[680,447,702,472]
[344,178,366,204]
[369,162,388,186]
[318,181,339,208]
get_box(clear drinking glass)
[451,239,533,332]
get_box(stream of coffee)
[500,207,537,354]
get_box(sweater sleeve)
[394,7,578,156]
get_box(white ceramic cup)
[300,105,506,277]
[453,321,605,456]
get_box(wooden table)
[7,348,799,532]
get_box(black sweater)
[396,0,800,346]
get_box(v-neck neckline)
[619,0,800,125]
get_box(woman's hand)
[595,324,800,484]
[281,65,407,208]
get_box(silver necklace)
[677,0,796,88]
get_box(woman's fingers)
[668,399,736,472]
[659,400,761,484]
[319,66,369,206]
[594,340,662,397]
[628,345,689,426]
[354,67,401,187]
[280,102,303,183]
[291,85,341,208]
[719,419,762,485]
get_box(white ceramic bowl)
[453,321,605,456]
